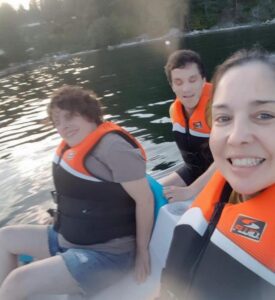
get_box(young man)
[159,49,215,202]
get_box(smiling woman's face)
[210,61,275,198]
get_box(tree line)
[1,0,275,69]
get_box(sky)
[0,0,29,10]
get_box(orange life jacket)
[52,121,145,245]
[54,121,146,176]
[160,171,275,300]
[170,82,212,137]
[169,82,213,174]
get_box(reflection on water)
[1,23,275,226]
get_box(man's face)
[51,107,97,147]
[171,63,205,113]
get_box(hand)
[39,210,54,225]
[163,185,194,202]
[134,249,151,283]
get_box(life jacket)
[160,171,275,300]
[52,121,146,245]
[170,82,213,174]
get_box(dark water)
[1,22,275,226]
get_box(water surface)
[1,22,275,226]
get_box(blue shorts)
[47,226,135,296]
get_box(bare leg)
[0,224,51,284]
[0,225,81,300]
[0,255,81,300]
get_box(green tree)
[29,0,41,22]
[17,4,28,25]
[0,3,27,64]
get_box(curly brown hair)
[48,85,103,125]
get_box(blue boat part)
[146,174,168,220]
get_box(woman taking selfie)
[160,48,275,300]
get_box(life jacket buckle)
[51,190,59,204]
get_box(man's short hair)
[165,49,206,84]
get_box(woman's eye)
[256,113,275,120]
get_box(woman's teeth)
[230,158,265,167]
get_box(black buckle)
[51,190,58,203]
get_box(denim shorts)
[47,226,135,296]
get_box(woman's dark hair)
[164,49,206,84]
[206,47,275,127]
[48,85,103,125]
[211,47,275,100]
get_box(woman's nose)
[227,119,254,145]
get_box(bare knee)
[0,226,18,251]
[0,227,19,261]
[0,226,10,245]
[0,267,32,299]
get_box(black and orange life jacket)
[170,82,213,174]
[52,121,146,245]
[160,171,275,300]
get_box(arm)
[164,163,216,202]
[92,133,154,281]
[158,103,187,187]
[121,178,154,283]
[184,162,216,197]
[158,171,186,187]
